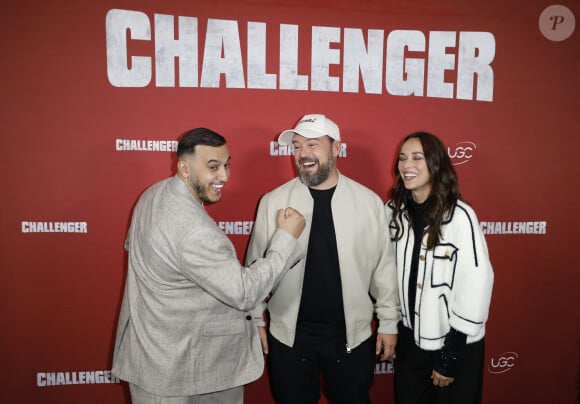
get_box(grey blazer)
[112,176,303,396]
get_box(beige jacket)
[246,173,399,350]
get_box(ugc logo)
[448,141,477,166]
[488,352,519,374]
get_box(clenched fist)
[276,207,306,239]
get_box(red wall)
[1,0,578,403]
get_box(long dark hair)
[388,132,463,250]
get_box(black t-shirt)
[408,196,428,329]
[295,186,346,345]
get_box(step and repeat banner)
[1,0,578,403]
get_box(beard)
[189,177,219,204]
[297,153,334,187]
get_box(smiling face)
[178,144,231,204]
[398,137,431,203]
[292,134,340,189]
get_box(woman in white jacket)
[385,132,494,404]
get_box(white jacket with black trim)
[385,199,494,350]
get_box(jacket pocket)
[202,319,244,336]
[198,319,248,383]
[431,243,458,289]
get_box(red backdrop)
[1,0,578,403]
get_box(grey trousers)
[129,383,243,404]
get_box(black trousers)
[394,323,485,404]
[267,332,376,404]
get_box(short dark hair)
[177,128,226,158]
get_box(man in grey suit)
[112,128,306,404]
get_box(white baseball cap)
[278,114,341,145]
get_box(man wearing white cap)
[246,114,400,403]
